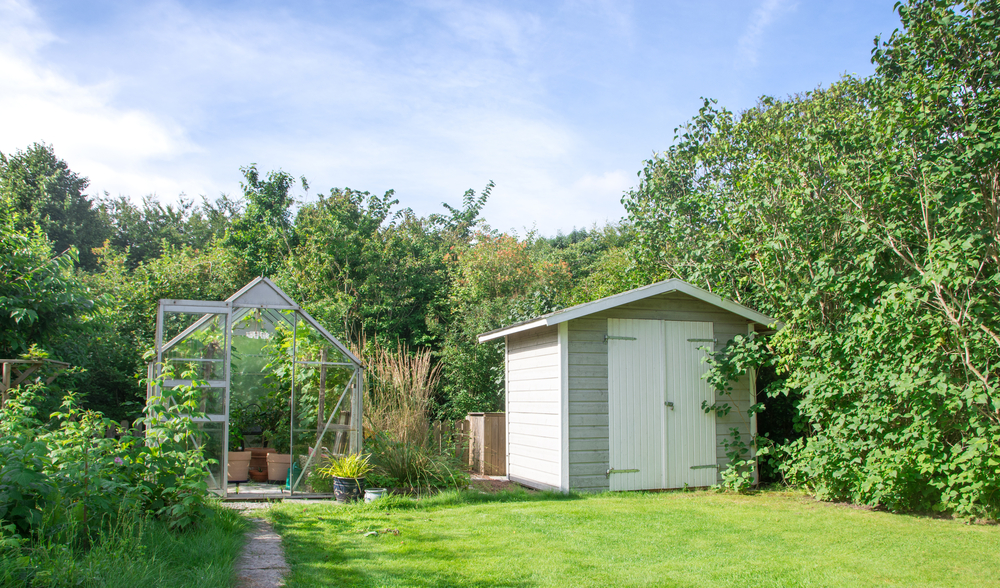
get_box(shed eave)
[478,318,549,343]
[476,278,783,342]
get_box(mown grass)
[0,502,249,588]
[267,489,1000,588]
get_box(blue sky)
[1,0,901,235]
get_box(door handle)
[665,401,674,410]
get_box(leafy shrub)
[0,372,215,549]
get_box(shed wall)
[565,292,756,491]
[506,325,562,490]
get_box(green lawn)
[267,489,1000,588]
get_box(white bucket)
[364,488,387,502]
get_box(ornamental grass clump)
[361,339,440,447]
[351,338,467,491]
[364,432,469,492]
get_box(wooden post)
[317,349,327,438]
[1,361,10,410]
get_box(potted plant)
[319,453,374,503]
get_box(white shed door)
[608,319,717,490]
[608,319,665,491]
[663,321,718,489]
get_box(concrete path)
[234,515,290,588]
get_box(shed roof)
[477,278,782,343]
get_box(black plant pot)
[333,477,365,503]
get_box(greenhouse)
[148,277,364,498]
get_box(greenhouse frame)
[148,277,364,498]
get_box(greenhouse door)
[608,319,717,491]
[155,301,232,497]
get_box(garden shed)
[478,279,780,494]
[149,277,364,498]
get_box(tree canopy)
[622,0,999,518]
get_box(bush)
[0,373,216,550]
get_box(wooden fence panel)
[430,414,505,476]
[464,412,506,476]
[483,413,505,476]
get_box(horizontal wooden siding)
[506,325,561,490]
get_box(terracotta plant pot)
[227,451,252,483]
[267,453,291,483]
[333,477,365,503]
[250,447,276,465]
[249,447,276,481]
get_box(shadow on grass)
[374,487,582,511]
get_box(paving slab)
[234,516,289,588]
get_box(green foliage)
[0,143,107,270]
[437,231,573,418]
[0,373,216,545]
[98,194,240,269]
[221,164,297,277]
[0,221,95,359]
[699,335,771,493]
[137,374,217,530]
[363,432,470,491]
[624,0,1000,518]
[319,453,374,479]
[282,187,449,347]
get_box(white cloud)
[0,0,196,197]
[737,0,795,67]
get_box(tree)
[621,0,1000,518]
[437,232,573,418]
[98,194,240,269]
[282,186,450,347]
[221,164,297,277]
[0,143,107,270]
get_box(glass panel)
[291,314,350,365]
[161,312,227,381]
[191,386,226,416]
[230,308,294,452]
[291,363,357,492]
[194,421,225,495]
[161,311,212,345]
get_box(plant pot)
[267,453,291,483]
[227,451,252,482]
[248,468,268,483]
[333,477,365,503]
[250,447,276,470]
[364,488,387,503]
